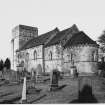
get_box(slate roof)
[19,27,59,51]
[18,25,98,52]
[45,24,79,47]
[64,31,98,47]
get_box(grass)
[0,76,105,103]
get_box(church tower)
[11,25,38,70]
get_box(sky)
[0,0,105,60]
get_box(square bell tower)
[11,24,38,70]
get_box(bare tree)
[98,30,105,52]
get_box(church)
[11,24,99,75]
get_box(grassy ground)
[0,76,105,103]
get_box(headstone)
[36,64,42,75]
[70,65,78,78]
[27,69,41,94]
[21,77,27,104]
[36,64,43,83]
[78,76,93,101]
[50,69,59,91]
[31,69,36,79]
[98,70,101,76]
[31,69,36,88]
[64,70,71,76]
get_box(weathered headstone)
[27,69,41,94]
[36,64,42,75]
[31,69,36,88]
[21,76,27,104]
[31,69,36,79]
[17,71,20,82]
[64,70,71,76]
[70,65,78,78]
[78,76,94,102]
[50,69,59,91]
[36,64,43,83]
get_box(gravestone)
[27,69,41,94]
[17,71,20,82]
[70,65,78,78]
[31,69,36,80]
[31,69,36,88]
[78,76,94,102]
[36,64,42,75]
[36,64,43,83]
[50,69,59,91]
[21,76,27,104]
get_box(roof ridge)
[60,24,79,46]
[44,28,59,46]
[44,24,79,47]
[64,31,97,47]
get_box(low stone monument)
[70,65,78,78]
[78,76,94,102]
[36,64,43,83]
[36,64,42,75]
[21,76,27,104]
[31,69,36,88]
[50,69,59,91]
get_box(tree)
[0,60,4,79]
[0,60,4,72]
[4,58,11,70]
[98,30,105,52]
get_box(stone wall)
[44,45,62,72]
[16,45,43,72]
[63,45,98,74]
[16,44,98,75]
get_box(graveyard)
[0,69,105,104]
[9,22,103,104]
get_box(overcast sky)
[0,0,105,60]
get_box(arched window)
[49,51,52,60]
[34,50,37,60]
[26,52,29,61]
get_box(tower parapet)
[12,24,38,49]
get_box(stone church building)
[11,24,99,75]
